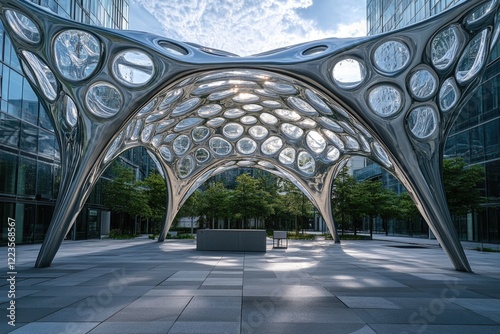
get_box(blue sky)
[128,0,367,56]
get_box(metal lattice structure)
[2,0,497,271]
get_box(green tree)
[332,166,357,234]
[443,157,484,217]
[396,192,420,235]
[199,182,230,229]
[177,190,202,233]
[377,187,400,235]
[103,163,151,234]
[140,171,167,234]
[274,180,313,233]
[230,173,274,229]
[357,180,386,237]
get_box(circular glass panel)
[236,137,257,154]
[409,68,438,100]
[141,124,155,143]
[174,118,204,132]
[137,98,157,117]
[287,96,318,116]
[249,126,269,140]
[178,155,195,178]
[22,51,58,101]
[112,49,155,86]
[407,105,438,139]
[5,10,40,44]
[373,142,392,168]
[279,147,296,165]
[159,41,189,56]
[465,0,497,28]
[242,104,264,112]
[274,109,301,122]
[344,136,360,151]
[192,126,210,142]
[306,131,327,154]
[263,81,297,95]
[209,137,232,156]
[259,113,278,125]
[431,26,460,71]
[206,117,226,127]
[305,89,333,115]
[195,148,210,163]
[262,100,281,108]
[281,123,304,140]
[240,116,258,125]
[326,147,340,162]
[368,85,402,117]
[297,151,315,174]
[173,134,191,155]
[456,29,489,85]
[332,58,366,89]
[302,45,328,56]
[233,93,260,103]
[54,30,101,81]
[223,123,244,139]
[159,146,173,162]
[439,77,460,113]
[172,97,201,117]
[224,108,245,119]
[261,136,283,155]
[86,82,123,118]
[105,132,123,162]
[322,129,345,150]
[198,104,223,117]
[64,95,78,127]
[373,40,411,74]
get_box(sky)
[128,0,367,56]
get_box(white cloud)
[130,0,366,56]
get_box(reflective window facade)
[0,0,129,245]
[365,0,500,243]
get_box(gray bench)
[273,231,288,249]
[196,229,266,252]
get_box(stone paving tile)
[167,321,240,334]
[337,296,400,309]
[8,322,99,334]
[369,324,500,334]
[87,321,174,334]
[177,296,241,322]
[1,237,500,333]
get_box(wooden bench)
[273,231,288,249]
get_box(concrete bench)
[196,229,266,252]
[273,231,288,249]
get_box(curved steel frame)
[1,0,496,271]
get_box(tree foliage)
[198,182,230,229]
[230,174,274,228]
[139,171,167,234]
[102,157,485,235]
[102,163,151,233]
[443,157,484,216]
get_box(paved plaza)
[1,236,500,334]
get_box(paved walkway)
[1,236,500,333]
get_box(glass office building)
[362,0,500,243]
[0,0,133,245]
